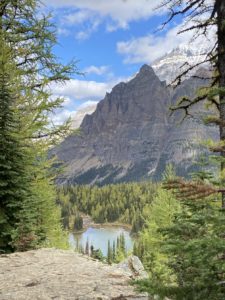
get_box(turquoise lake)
[69,226,134,256]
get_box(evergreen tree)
[133,242,138,257]
[0,0,76,251]
[90,245,94,256]
[120,233,126,255]
[107,240,112,265]
[112,240,116,262]
[135,187,180,295]
[116,236,120,250]
[74,213,83,231]
[0,36,31,252]
[85,239,89,256]
[158,200,225,300]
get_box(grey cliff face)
[52,64,218,185]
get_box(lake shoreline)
[69,225,134,256]
[73,213,132,234]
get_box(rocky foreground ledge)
[0,248,148,300]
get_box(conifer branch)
[163,178,224,200]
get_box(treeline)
[0,1,74,252]
[57,182,158,233]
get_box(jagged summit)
[72,64,160,134]
[139,64,155,73]
[71,46,210,133]
[52,62,217,185]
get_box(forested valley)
[57,182,158,233]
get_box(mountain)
[52,63,218,185]
[152,44,209,84]
[71,45,208,130]
[71,102,97,129]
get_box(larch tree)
[0,34,31,252]
[0,0,77,252]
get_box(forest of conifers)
[57,182,158,233]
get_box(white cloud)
[79,100,99,109]
[44,0,164,31]
[50,74,132,107]
[75,30,90,41]
[52,100,98,126]
[117,21,215,64]
[51,109,76,125]
[74,18,100,40]
[57,27,70,36]
[64,10,94,25]
[51,79,114,101]
[83,65,110,76]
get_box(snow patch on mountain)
[152,44,210,84]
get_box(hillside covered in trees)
[57,182,158,233]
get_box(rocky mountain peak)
[52,61,218,185]
[135,64,159,82]
[111,81,126,92]
[139,63,155,74]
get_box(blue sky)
[42,0,192,124]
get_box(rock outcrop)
[0,248,148,300]
[118,256,148,280]
[52,65,218,185]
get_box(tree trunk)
[218,0,225,208]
